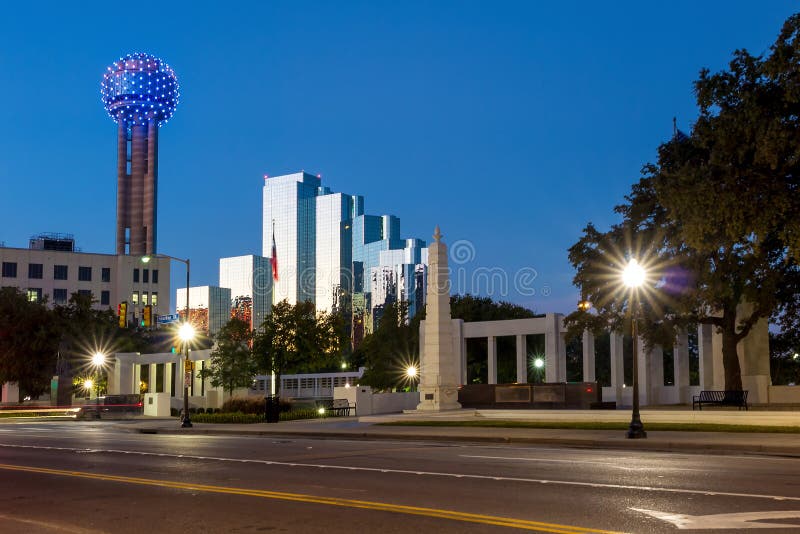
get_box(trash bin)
[265,395,280,423]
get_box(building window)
[78,266,92,281]
[2,262,17,278]
[100,290,110,306]
[152,269,159,284]
[132,291,139,305]
[142,291,149,305]
[133,269,139,283]
[54,265,68,280]
[143,269,149,283]
[27,288,43,302]
[151,292,158,307]
[101,267,111,282]
[28,263,43,279]
[53,288,68,304]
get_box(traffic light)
[118,301,127,328]
[143,305,152,328]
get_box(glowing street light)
[623,258,647,439]
[143,253,192,429]
[92,352,106,367]
[406,365,418,379]
[533,358,545,369]
[178,321,195,428]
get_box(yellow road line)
[0,463,622,534]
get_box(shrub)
[170,408,179,417]
[221,397,266,414]
[190,412,264,424]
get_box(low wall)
[768,385,800,404]
[354,387,419,416]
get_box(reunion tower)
[101,53,179,256]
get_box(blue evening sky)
[0,1,795,314]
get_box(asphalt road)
[1,420,799,533]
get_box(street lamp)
[622,258,647,439]
[178,322,195,427]
[142,254,192,428]
[406,364,419,391]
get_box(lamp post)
[406,364,419,391]
[142,254,192,428]
[622,258,647,439]
[178,322,195,427]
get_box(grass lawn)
[377,420,800,433]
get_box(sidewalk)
[117,408,800,457]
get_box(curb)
[122,425,800,458]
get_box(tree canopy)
[252,300,347,394]
[199,317,256,396]
[566,14,800,391]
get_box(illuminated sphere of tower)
[101,53,179,126]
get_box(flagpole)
[270,218,276,397]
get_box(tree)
[0,287,59,397]
[198,318,256,397]
[355,301,420,391]
[566,14,800,391]
[53,292,150,395]
[252,300,346,397]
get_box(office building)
[175,286,231,335]
[0,234,171,322]
[219,255,272,329]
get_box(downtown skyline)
[1,1,797,314]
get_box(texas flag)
[270,231,279,281]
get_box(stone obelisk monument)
[417,226,462,411]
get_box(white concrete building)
[0,238,171,324]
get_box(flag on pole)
[270,226,279,281]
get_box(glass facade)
[262,171,427,347]
[262,172,320,304]
[219,255,272,329]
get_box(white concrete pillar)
[516,334,527,383]
[487,336,497,384]
[109,359,134,395]
[698,323,717,389]
[1,382,19,403]
[673,329,690,403]
[582,330,595,382]
[737,303,770,404]
[558,333,568,383]
[545,313,560,383]
[644,341,662,406]
[610,332,624,401]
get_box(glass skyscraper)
[262,171,427,346]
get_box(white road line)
[1,442,797,502]
[459,454,703,472]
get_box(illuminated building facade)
[176,286,231,335]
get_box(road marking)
[1,442,798,502]
[632,508,800,529]
[0,463,619,534]
[0,513,104,534]
[460,455,702,472]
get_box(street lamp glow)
[622,259,646,288]
[533,358,544,369]
[92,352,106,367]
[141,256,152,263]
[406,365,418,379]
[83,378,94,391]
[178,323,195,342]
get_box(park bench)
[316,398,354,416]
[692,390,748,411]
